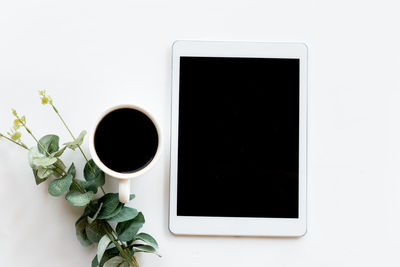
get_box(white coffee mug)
[89,104,161,203]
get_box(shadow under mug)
[89,104,161,203]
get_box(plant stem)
[54,165,66,175]
[132,256,139,267]
[0,133,28,149]
[50,104,106,195]
[51,104,91,165]
[100,186,106,195]
[103,225,137,267]
[16,116,51,157]
[53,168,64,177]
[71,179,86,194]
[51,162,85,194]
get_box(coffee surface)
[94,108,158,173]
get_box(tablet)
[169,41,308,237]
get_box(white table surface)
[1,0,400,266]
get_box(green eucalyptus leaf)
[37,166,53,179]
[28,146,44,170]
[132,244,160,256]
[53,158,66,172]
[32,156,57,167]
[69,181,80,192]
[128,247,135,257]
[102,203,123,220]
[92,247,119,267]
[76,207,92,225]
[88,202,103,224]
[116,212,145,242]
[52,168,62,178]
[84,180,100,194]
[83,160,105,193]
[71,178,86,191]
[67,163,76,178]
[135,233,158,249]
[48,174,73,197]
[97,193,120,219]
[38,135,59,154]
[33,169,48,185]
[66,190,93,206]
[51,146,67,157]
[103,256,128,267]
[86,198,100,213]
[126,240,134,247]
[86,220,106,243]
[97,235,112,264]
[108,207,138,223]
[91,255,99,267]
[103,248,119,266]
[63,130,86,150]
[75,216,93,247]
[130,194,135,201]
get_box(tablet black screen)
[177,56,299,218]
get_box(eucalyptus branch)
[18,140,28,149]
[132,255,139,267]
[13,112,51,157]
[0,133,28,149]
[52,104,106,195]
[40,92,106,195]
[51,103,93,166]
[104,227,137,267]
[71,179,86,194]
[53,168,64,177]
[50,102,94,170]
[54,165,67,175]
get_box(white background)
[0,0,399,266]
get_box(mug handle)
[119,179,131,203]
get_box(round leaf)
[76,207,92,226]
[101,203,123,220]
[66,190,93,206]
[108,207,138,223]
[86,220,107,243]
[33,169,48,185]
[38,135,59,154]
[91,255,99,267]
[135,233,158,249]
[75,216,93,247]
[92,247,120,267]
[63,130,87,150]
[71,179,87,191]
[28,146,44,169]
[97,193,120,219]
[48,174,73,197]
[53,158,66,172]
[37,166,53,179]
[132,244,160,257]
[132,244,157,254]
[32,156,57,167]
[88,202,103,224]
[97,235,112,264]
[103,256,128,267]
[67,163,76,178]
[116,212,145,242]
[84,160,105,193]
[51,146,67,157]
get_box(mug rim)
[88,104,161,180]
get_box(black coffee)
[94,108,159,173]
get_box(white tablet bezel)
[169,41,308,237]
